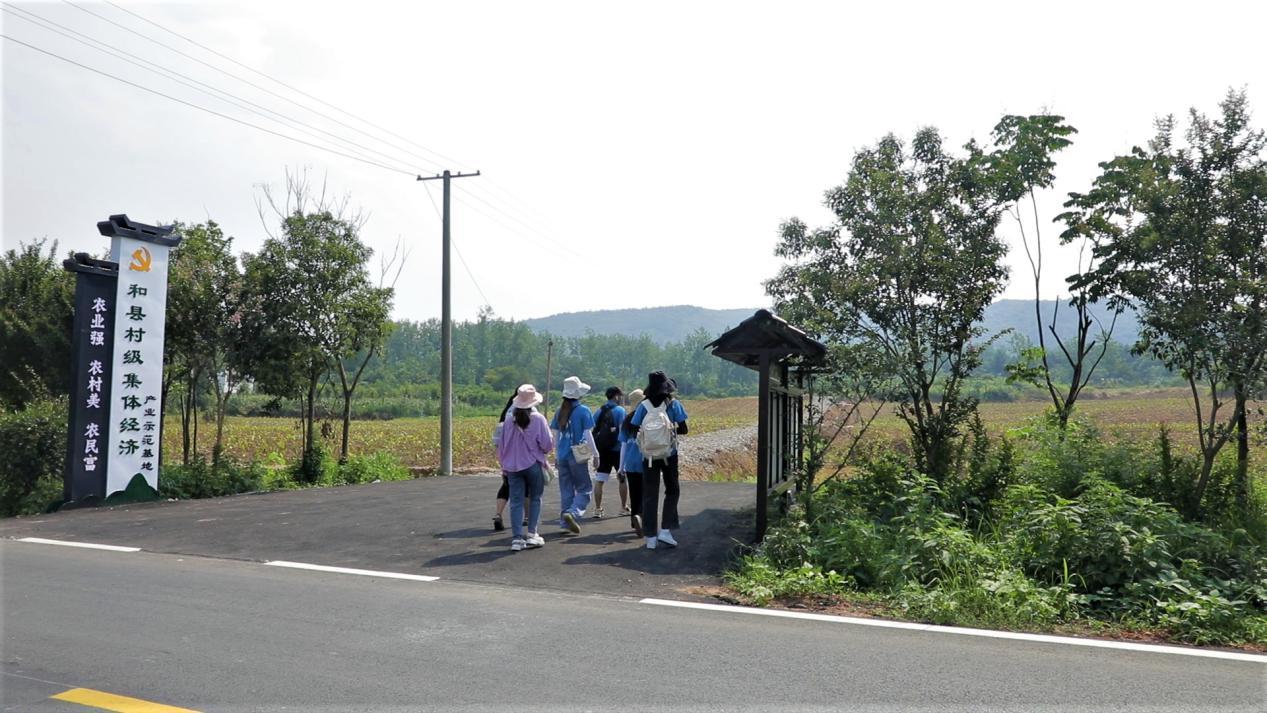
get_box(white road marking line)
[16,537,140,552]
[639,598,1267,664]
[264,560,439,582]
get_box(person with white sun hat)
[550,375,598,535]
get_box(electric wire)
[2,5,419,174]
[60,0,449,175]
[102,0,469,173]
[0,33,416,177]
[37,1,582,261]
[87,0,577,257]
[420,181,493,310]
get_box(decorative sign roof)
[704,309,827,370]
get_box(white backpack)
[637,399,677,462]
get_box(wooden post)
[756,352,771,541]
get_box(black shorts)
[597,448,620,474]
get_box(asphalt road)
[3,541,1264,712]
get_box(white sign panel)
[105,238,172,495]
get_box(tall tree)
[767,127,1009,483]
[987,114,1121,429]
[1069,89,1267,513]
[240,174,382,479]
[0,240,75,409]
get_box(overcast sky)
[3,0,1265,323]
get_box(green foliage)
[724,557,850,606]
[159,455,266,500]
[0,397,68,516]
[326,452,410,486]
[728,424,1267,646]
[767,125,1012,483]
[0,240,75,409]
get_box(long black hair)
[557,397,577,432]
[498,391,517,422]
[514,407,531,429]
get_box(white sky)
[3,0,1264,323]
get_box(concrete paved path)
[0,475,755,600]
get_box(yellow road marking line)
[51,687,200,713]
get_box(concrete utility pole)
[417,169,480,476]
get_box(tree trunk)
[340,391,352,464]
[1234,385,1249,513]
[306,372,317,457]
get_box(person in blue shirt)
[629,371,689,549]
[590,386,626,519]
[618,388,646,536]
[550,375,596,534]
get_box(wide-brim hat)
[627,388,645,410]
[513,384,543,409]
[561,376,591,400]
[645,371,676,397]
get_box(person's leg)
[557,455,576,529]
[494,474,510,530]
[569,457,592,519]
[661,453,681,531]
[642,460,662,536]
[627,469,643,534]
[593,478,605,516]
[507,469,527,541]
[618,471,629,513]
[526,463,545,537]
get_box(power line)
[60,0,449,175]
[3,5,420,174]
[85,0,573,256]
[421,181,492,310]
[101,0,471,173]
[0,33,416,176]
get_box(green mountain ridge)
[522,300,1142,347]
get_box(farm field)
[164,397,763,471]
[163,389,1259,472]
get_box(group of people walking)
[491,370,688,552]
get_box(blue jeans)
[507,462,545,539]
[556,454,592,526]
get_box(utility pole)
[417,169,480,476]
[544,339,554,419]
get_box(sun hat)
[561,376,591,400]
[627,388,645,410]
[645,371,676,397]
[513,384,544,409]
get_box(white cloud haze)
[3,0,1264,322]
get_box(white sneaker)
[657,530,678,547]
[511,539,526,551]
[645,536,658,550]
[526,534,545,548]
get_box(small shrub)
[0,397,68,516]
[724,555,849,606]
[336,452,410,485]
[159,455,265,500]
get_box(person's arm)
[628,402,645,434]
[535,415,554,457]
[672,399,689,435]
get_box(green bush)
[328,452,410,486]
[728,429,1267,647]
[160,455,266,500]
[0,397,68,516]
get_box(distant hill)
[982,299,1140,346]
[521,305,761,344]
[522,300,1142,347]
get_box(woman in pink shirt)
[496,384,555,551]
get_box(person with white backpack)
[629,371,689,549]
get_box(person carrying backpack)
[590,386,626,519]
[550,376,597,534]
[629,371,689,549]
[618,388,646,536]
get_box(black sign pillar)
[62,253,119,506]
